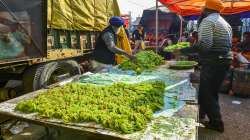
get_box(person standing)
[92,16,134,70]
[179,0,233,132]
[132,25,145,53]
[190,31,198,46]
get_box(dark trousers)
[199,63,230,124]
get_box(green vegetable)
[169,61,197,70]
[164,42,190,52]
[15,81,166,134]
[119,51,164,74]
[175,61,196,65]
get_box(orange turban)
[205,0,224,12]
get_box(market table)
[0,64,199,140]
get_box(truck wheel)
[23,60,81,93]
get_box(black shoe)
[204,121,224,133]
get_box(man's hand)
[172,49,182,55]
[125,54,136,61]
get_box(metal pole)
[129,11,132,31]
[155,0,159,52]
[179,15,183,42]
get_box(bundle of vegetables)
[169,61,198,70]
[16,81,166,134]
[164,42,190,52]
[119,51,164,74]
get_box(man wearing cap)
[179,0,232,132]
[92,16,134,67]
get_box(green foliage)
[16,81,166,134]
[119,51,164,74]
[164,42,190,52]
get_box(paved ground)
[199,94,250,140]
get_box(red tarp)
[159,0,250,16]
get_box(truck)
[0,0,120,95]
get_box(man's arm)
[180,45,199,55]
[180,19,214,55]
[197,19,214,52]
[132,30,136,40]
[102,32,131,57]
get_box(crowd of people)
[232,32,250,66]
[135,27,250,68]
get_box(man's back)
[199,13,232,48]
[198,13,233,62]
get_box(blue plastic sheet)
[79,66,194,117]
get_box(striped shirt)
[197,13,233,60]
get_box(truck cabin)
[0,0,45,61]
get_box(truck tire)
[0,80,7,87]
[23,60,81,93]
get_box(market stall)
[0,54,199,140]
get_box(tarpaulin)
[116,27,132,64]
[140,6,181,34]
[159,0,250,17]
[184,12,250,20]
[47,0,120,31]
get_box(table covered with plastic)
[0,64,199,140]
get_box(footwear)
[199,119,208,125]
[204,121,224,133]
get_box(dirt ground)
[199,94,250,140]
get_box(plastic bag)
[9,122,29,135]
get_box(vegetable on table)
[169,61,198,70]
[15,81,166,134]
[119,51,164,74]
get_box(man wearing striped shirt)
[180,0,232,133]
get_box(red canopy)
[159,0,250,16]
